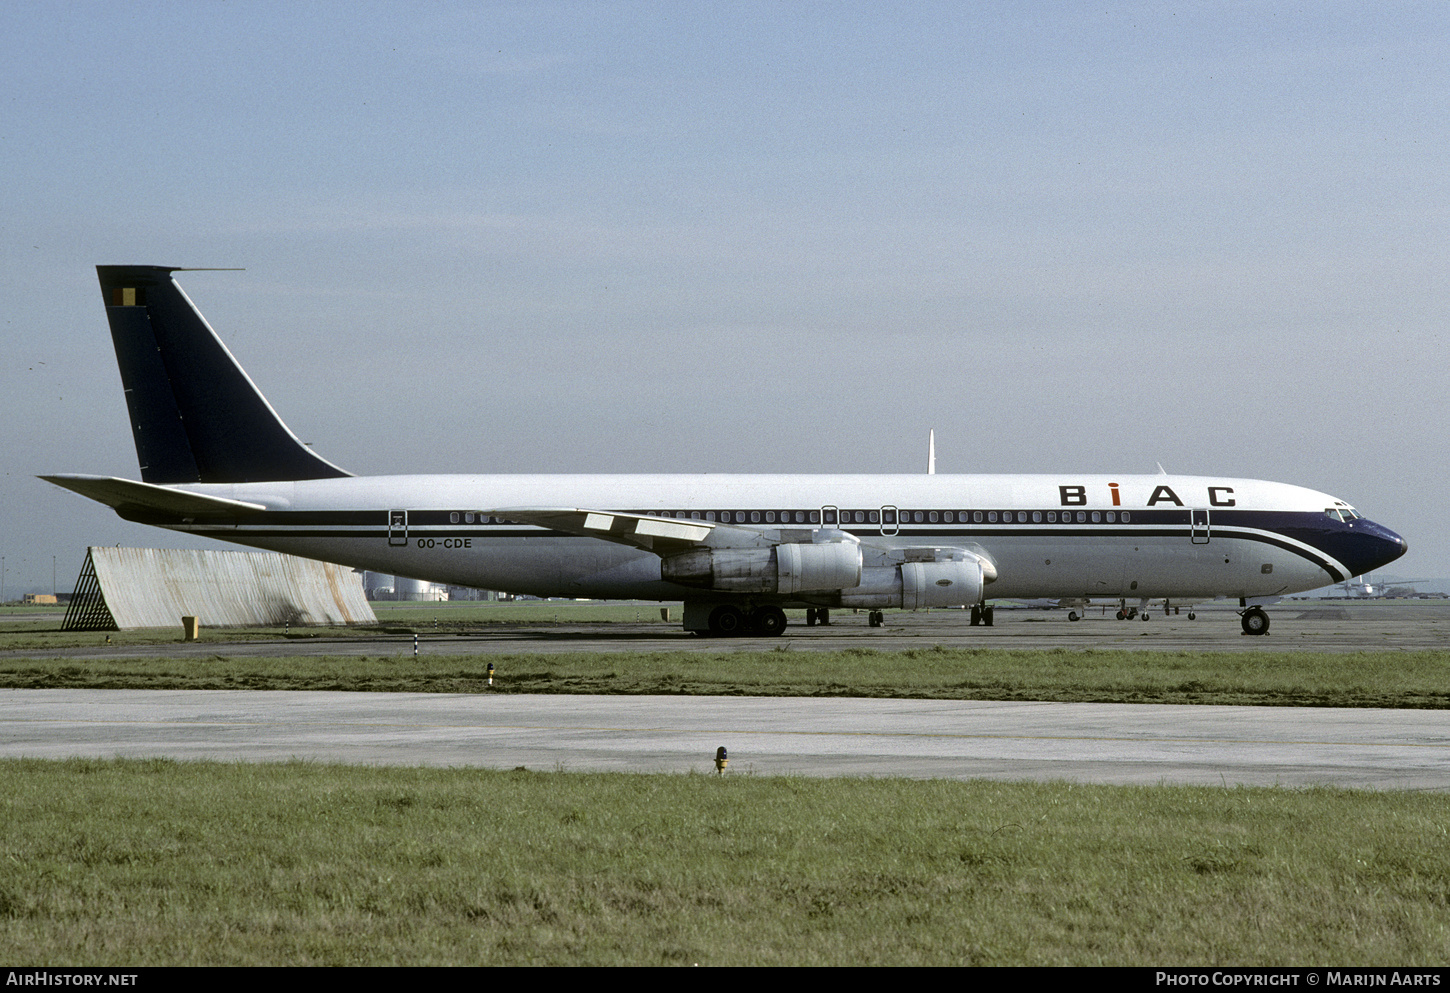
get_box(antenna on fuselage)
[927,429,936,475]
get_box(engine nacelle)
[661,540,862,594]
[901,559,984,609]
[840,554,985,609]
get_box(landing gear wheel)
[1141,612,1150,622]
[1241,607,1270,636]
[753,606,788,637]
[868,610,884,628]
[1115,609,1126,620]
[983,606,994,627]
[970,605,982,626]
[806,608,818,627]
[817,609,830,626]
[1188,612,1196,620]
[709,605,746,636]
[1068,611,1081,622]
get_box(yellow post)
[181,616,200,641]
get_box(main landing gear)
[705,604,788,637]
[969,604,994,626]
[1240,606,1270,636]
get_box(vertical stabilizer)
[96,266,350,483]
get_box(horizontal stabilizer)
[39,474,267,517]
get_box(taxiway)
[3,688,1447,790]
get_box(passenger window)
[1091,512,1101,523]
[1076,511,1087,523]
[1033,511,1042,523]
[1048,512,1056,522]
[1106,512,1115,523]
[450,512,459,524]
[1122,511,1131,523]
[988,512,998,523]
[974,512,983,523]
[751,511,760,523]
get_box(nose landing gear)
[1240,606,1270,636]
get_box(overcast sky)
[2,1,1446,596]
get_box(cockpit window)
[1325,507,1361,522]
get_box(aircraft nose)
[1344,519,1408,577]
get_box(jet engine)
[660,535,862,594]
[840,549,985,609]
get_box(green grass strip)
[1,759,1446,965]
[1,648,1448,708]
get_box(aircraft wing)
[39,474,268,517]
[490,507,776,555]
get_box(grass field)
[0,599,677,646]
[2,758,1447,966]
[1,648,1447,709]
[4,602,1447,964]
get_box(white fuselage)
[150,472,1395,605]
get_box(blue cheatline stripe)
[168,516,1349,584]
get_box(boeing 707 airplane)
[42,266,1408,637]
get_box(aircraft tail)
[96,266,351,484]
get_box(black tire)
[710,605,746,636]
[983,606,994,627]
[970,605,981,626]
[753,606,787,637]
[1241,608,1270,636]
[1068,611,1080,622]
[805,608,818,627]
[818,609,830,626]
[1115,609,1126,620]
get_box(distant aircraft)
[42,267,1408,637]
[1334,574,1431,598]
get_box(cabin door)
[1190,509,1211,544]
